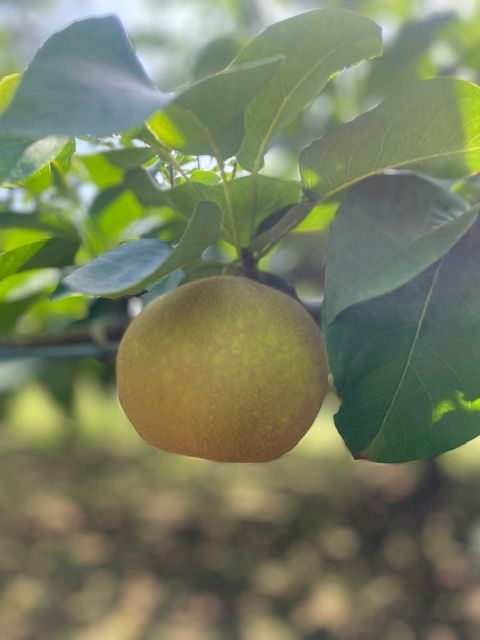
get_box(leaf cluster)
[2,8,480,462]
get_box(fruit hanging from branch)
[116,276,328,462]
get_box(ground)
[1,384,480,640]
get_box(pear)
[116,276,328,462]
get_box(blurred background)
[2,0,480,639]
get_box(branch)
[0,322,127,360]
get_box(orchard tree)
[1,9,480,463]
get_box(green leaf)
[365,12,456,98]
[0,15,169,140]
[0,211,77,237]
[234,9,382,171]
[19,238,79,271]
[326,218,480,463]
[1,137,67,185]
[62,239,171,298]
[55,138,77,170]
[0,295,42,332]
[90,185,126,218]
[125,167,301,245]
[193,36,241,80]
[146,201,222,281]
[0,72,67,184]
[324,174,476,325]
[293,202,338,233]
[0,237,79,281]
[62,201,221,297]
[251,202,315,254]
[147,57,281,159]
[80,147,156,184]
[0,73,19,112]
[300,78,480,201]
[0,243,46,280]
[226,175,301,245]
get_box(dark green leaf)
[147,201,222,281]
[62,201,221,297]
[234,9,382,170]
[251,202,315,254]
[324,174,476,324]
[0,15,169,139]
[326,218,480,462]
[62,238,171,298]
[22,237,79,271]
[0,295,42,332]
[0,237,79,281]
[0,212,76,237]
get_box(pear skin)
[116,276,328,462]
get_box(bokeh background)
[2,1,480,639]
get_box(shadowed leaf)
[0,15,169,139]
[324,174,477,324]
[61,202,221,297]
[327,218,480,462]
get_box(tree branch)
[0,322,127,360]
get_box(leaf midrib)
[327,208,477,323]
[315,146,480,202]
[362,259,443,455]
[250,34,378,173]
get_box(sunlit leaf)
[0,237,79,281]
[234,9,382,170]
[77,148,156,195]
[0,73,19,112]
[125,167,301,245]
[0,73,67,184]
[148,57,281,159]
[300,78,480,201]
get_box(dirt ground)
[1,387,480,640]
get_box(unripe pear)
[116,276,328,462]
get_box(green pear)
[116,276,328,462]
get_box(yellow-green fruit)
[116,276,328,462]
